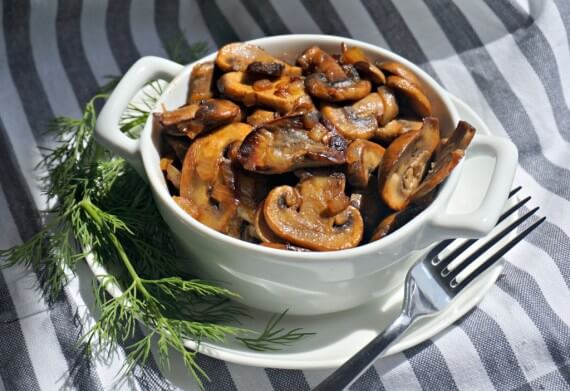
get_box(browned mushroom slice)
[375,118,423,145]
[160,157,181,191]
[162,134,191,162]
[298,46,371,102]
[187,62,215,104]
[246,61,284,78]
[377,61,422,89]
[370,201,429,242]
[346,140,385,188]
[235,169,270,224]
[247,109,278,126]
[340,44,386,84]
[178,122,253,232]
[254,201,285,243]
[377,86,399,125]
[160,99,242,139]
[378,117,440,210]
[350,177,392,241]
[321,92,385,140]
[410,121,476,202]
[238,114,347,174]
[263,173,364,251]
[260,242,311,251]
[218,72,312,113]
[216,42,302,76]
[386,75,432,118]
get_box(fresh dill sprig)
[236,310,316,352]
[0,41,315,388]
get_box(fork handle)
[313,312,413,391]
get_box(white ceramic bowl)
[95,35,518,315]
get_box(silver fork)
[313,187,545,391]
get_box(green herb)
[236,310,316,352]
[0,40,314,388]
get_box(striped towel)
[1,0,570,390]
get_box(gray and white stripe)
[1,1,569,390]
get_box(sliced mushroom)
[340,44,386,84]
[162,134,191,162]
[346,139,385,188]
[247,109,278,126]
[187,62,215,104]
[351,176,392,240]
[254,201,285,243]
[299,46,371,102]
[377,86,399,125]
[246,61,284,78]
[238,114,347,174]
[377,61,421,89]
[375,118,423,145]
[370,201,429,242]
[378,117,440,210]
[216,42,302,76]
[235,169,270,224]
[178,122,253,232]
[159,99,242,139]
[410,121,476,202]
[263,173,364,251]
[218,72,312,113]
[386,75,432,118]
[321,92,385,140]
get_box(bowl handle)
[95,56,184,177]
[426,135,518,241]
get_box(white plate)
[84,94,511,369]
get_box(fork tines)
[431,187,545,291]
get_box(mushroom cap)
[237,114,347,174]
[377,61,421,89]
[376,86,399,125]
[159,99,241,139]
[216,42,302,76]
[341,44,386,85]
[346,139,385,188]
[217,72,312,114]
[378,117,440,210]
[375,118,423,145]
[246,109,278,127]
[305,72,372,102]
[298,46,372,102]
[386,75,432,118]
[321,105,377,140]
[263,173,364,251]
[411,120,476,202]
[253,200,284,243]
[187,61,215,104]
[178,122,253,232]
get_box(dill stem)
[79,198,152,300]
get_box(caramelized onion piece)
[377,61,422,88]
[386,75,432,118]
[346,139,385,188]
[238,114,347,174]
[263,173,363,251]
[377,86,399,125]
[341,44,386,84]
[375,118,423,145]
[378,117,440,210]
[216,42,302,75]
[218,72,312,113]
[299,46,371,102]
[321,92,384,140]
[160,99,241,139]
[410,121,476,202]
[187,62,215,104]
[178,123,253,232]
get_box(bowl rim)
[140,34,461,261]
